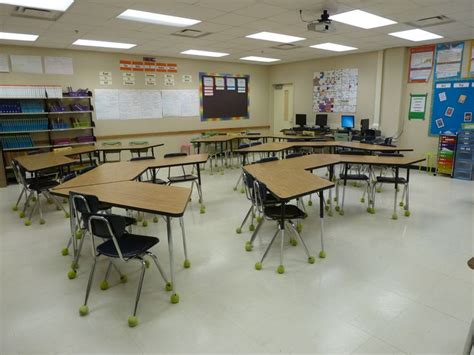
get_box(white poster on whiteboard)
[44,56,73,75]
[10,55,43,74]
[162,90,199,117]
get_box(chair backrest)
[130,156,155,161]
[286,152,304,159]
[164,152,187,158]
[256,156,278,164]
[250,141,262,147]
[377,152,404,157]
[129,141,148,146]
[238,143,250,149]
[242,171,255,201]
[61,172,77,183]
[102,141,121,146]
[252,179,269,213]
[70,192,101,215]
[11,159,27,187]
[338,150,370,156]
[88,214,127,260]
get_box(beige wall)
[0,45,270,154]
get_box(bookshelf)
[0,87,96,185]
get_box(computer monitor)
[295,114,307,127]
[361,118,370,131]
[315,114,328,128]
[341,115,355,129]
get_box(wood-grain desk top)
[192,135,235,143]
[131,153,209,169]
[99,143,164,152]
[236,142,295,153]
[55,162,146,189]
[60,145,97,156]
[15,154,75,172]
[335,142,413,152]
[52,181,191,217]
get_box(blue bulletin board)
[430,79,474,136]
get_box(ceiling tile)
[208,13,257,26]
[232,3,288,18]
[198,0,257,12]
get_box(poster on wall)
[434,41,464,80]
[408,93,427,119]
[408,45,435,83]
[312,68,358,112]
[468,40,474,77]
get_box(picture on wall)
[312,68,358,113]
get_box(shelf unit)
[0,90,96,185]
[453,128,474,180]
[435,134,457,176]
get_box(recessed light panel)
[0,31,38,41]
[73,39,136,49]
[0,0,74,11]
[246,31,305,43]
[181,49,229,57]
[240,56,280,63]
[310,42,357,52]
[330,9,396,29]
[117,9,201,27]
[388,29,443,42]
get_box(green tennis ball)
[339,210,345,216]
[183,259,191,269]
[399,202,404,207]
[12,205,18,211]
[31,197,36,202]
[392,214,398,220]
[296,223,302,233]
[376,188,382,193]
[137,215,143,222]
[245,243,252,252]
[142,220,148,227]
[319,250,326,259]
[404,210,411,217]
[153,216,159,223]
[335,206,340,212]
[128,316,138,327]
[68,270,77,279]
[249,224,255,231]
[325,205,330,212]
[144,260,150,268]
[39,218,45,225]
[200,206,206,214]
[19,211,25,218]
[308,256,316,264]
[277,265,285,274]
[61,248,69,256]
[290,239,297,246]
[308,200,313,206]
[170,293,180,304]
[240,188,245,194]
[360,198,365,203]
[79,305,89,316]
[76,230,83,239]
[165,282,173,292]
[100,280,109,291]
[236,227,242,234]
[24,220,31,226]
[65,212,70,218]
[255,262,262,270]
[233,187,237,191]
[120,275,128,283]
[256,216,263,222]
[326,199,331,204]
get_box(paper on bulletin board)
[162,89,199,117]
[0,54,10,72]
[44,56,73,75]
[408,94,427,119]
[10,55,43,74]
[469,40,474,77]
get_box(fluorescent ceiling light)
[310,42,357,52]
[240,56,280,63]
[0,31,38,41]
[0,0,74,11]
[181,49,229,57]
[117,9,201,27]
[388,29,443,42]
[330,9,396,29]
[73,39,136,49]
[246,31,305,43]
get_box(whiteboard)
[95,89,163,120]
[162,89,199,117]
[10,55,43,74]
[44,56,73,75]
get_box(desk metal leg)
[166,216,179,304]
[196,163,205,214]
[392,167,399,220]
[319,191,326,258]
[327,165,334,216]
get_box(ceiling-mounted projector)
[301,9,336,33]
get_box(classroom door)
[273,84,294,133]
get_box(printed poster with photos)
[313,68,358,113]
[429,78,474,135]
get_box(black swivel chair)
[79,214,169,327]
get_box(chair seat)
[97,234,159,258]
[28,179,60,191]
[168,174,197,183]
[264,204,305,220]
[376,176,406,184]
[98,202,113,211]
[264,193,280,205]
[339,174,369,181]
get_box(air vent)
[271,43,302,50]
[11,6,63,21]
[406,15,454,28]
[172,29,211,38]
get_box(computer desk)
[51,181,191,303]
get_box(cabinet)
[453,129,474,180]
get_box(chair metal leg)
[258,227,279,264]
[14,187,26,210]
[277,225,285,273]
[392,184,399,220]
[146,252,169,284]
[246,217,264,251]
[340,181,346,215]
[26,195,39,224]
[237,205,253,233]
[234,173,243,191]
[37,192,44,223]
[131,259,147,318]
[48,192,68,215]
[80,256,97,315]
[288,222,312,260]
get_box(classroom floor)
[0,166,472,354]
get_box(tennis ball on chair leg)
[142,220,148,227]
[120,275,128,283]
[24,220,31,226]
[255,262,262,270]
[12,205,18,211]
[249,224,255,231]
[79,305,89,316]
[39,218,45,225]
[245,242,253,252]
[277,265,285,274]
[100,280,109,290]
[296,222,303,233]
[308,200,313,206]
[404,210,410,217]
[319,250,326,258]
[236,227,242,234]
[183,259,191,268]
[128,316,138,327]
[144,260,150,268]
[61,248,69,256]
[165,282,173,291]
[153,216,159,223]
[308,256,315,264]
[170,293,180,304]
[68,269,77,279]
[19,211,25,218]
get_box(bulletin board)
[429,79,474,135]
[199,72,249,121]
[312,68,358,113]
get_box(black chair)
[251,179,316,274]
[12,159,69,226]
[130,156,165,184]
[79,214,169,327]
[66,193,135,280]
[163,152,204,213]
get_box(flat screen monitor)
[361,118,370,131]
[315,114,328,128]
[341,115,355,129]
[295,114,307,127]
